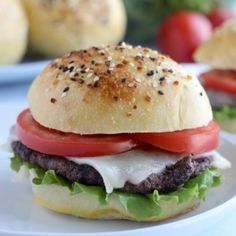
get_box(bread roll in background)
[194,20,236,70]
[22,0,127,57]
[0,0,28,65]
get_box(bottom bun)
[27,172,201,222]
[217,119,236,134]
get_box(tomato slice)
[200,69,236,96]
[131,121,219,154]
[16,109,219,157]
[16,109,137,157]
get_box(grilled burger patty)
[12,141,212,194]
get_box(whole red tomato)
[157,11,212,63]
[208,8,236,28]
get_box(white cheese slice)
[68,150,231,194]
[68,149,186,193]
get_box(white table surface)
[0,81,236,236]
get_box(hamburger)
[9,43,230,222]
[194,20,236,133]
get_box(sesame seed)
[85,67,90,72]
[145,95,151,102]
[93,81,99,88]
[107,56,113,61]
[168,69,174,73]
[69,61,74,64]
[159,76,165,81]
[105,61,111,66]
[92,46,99,51]
[127,112,132,117]
[113,96,119,101]
[87,73,93,78]
[133,105,137,109]
[128,82,135,87]
[81,64,85,69]
[147,70,154,76]
[130,62,135,67]
[149,57,156,61]
[61,92,67,98]
[94,76,99,82]
[63,67,69,73]
[91,60,96,65]
[107,69,112,74]
[80,70,86,74]
[173,81,179,85]
[152,81,158,88]
[69,66,74,72]
[70,77,77,81]
[121,78,127,83]
[50,98,57,104]
[78,79,85,84]
[200,92,203,96]
[136,52,142,57]
[63,87,70,93]
[158,90,164,95]
[116,63,123,68]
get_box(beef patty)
[12,141,212,194]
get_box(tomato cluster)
[157,9,236,63]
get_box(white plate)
[0,102,236,236]
[0,60,50,84]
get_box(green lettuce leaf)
[214,106,236,121]
[10,155,222,220]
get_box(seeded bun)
[22,0,126,57]
[0,0,28,65]
[28,43,212,134]
[194,20,236,70]
[30,174,200,222]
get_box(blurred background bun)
[0,0,28,65]
[194,20,236,70]
[22,0,127,57]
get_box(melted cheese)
[68,149,185,193]
[68,150,231,194]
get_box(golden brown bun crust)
[194,20,236,70]
[22,0,126,57]
[0,0,28,65]
[28,43,212,134]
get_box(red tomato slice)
[131,121,219,154]
[16,109,137,157]
[200,69,236,96]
